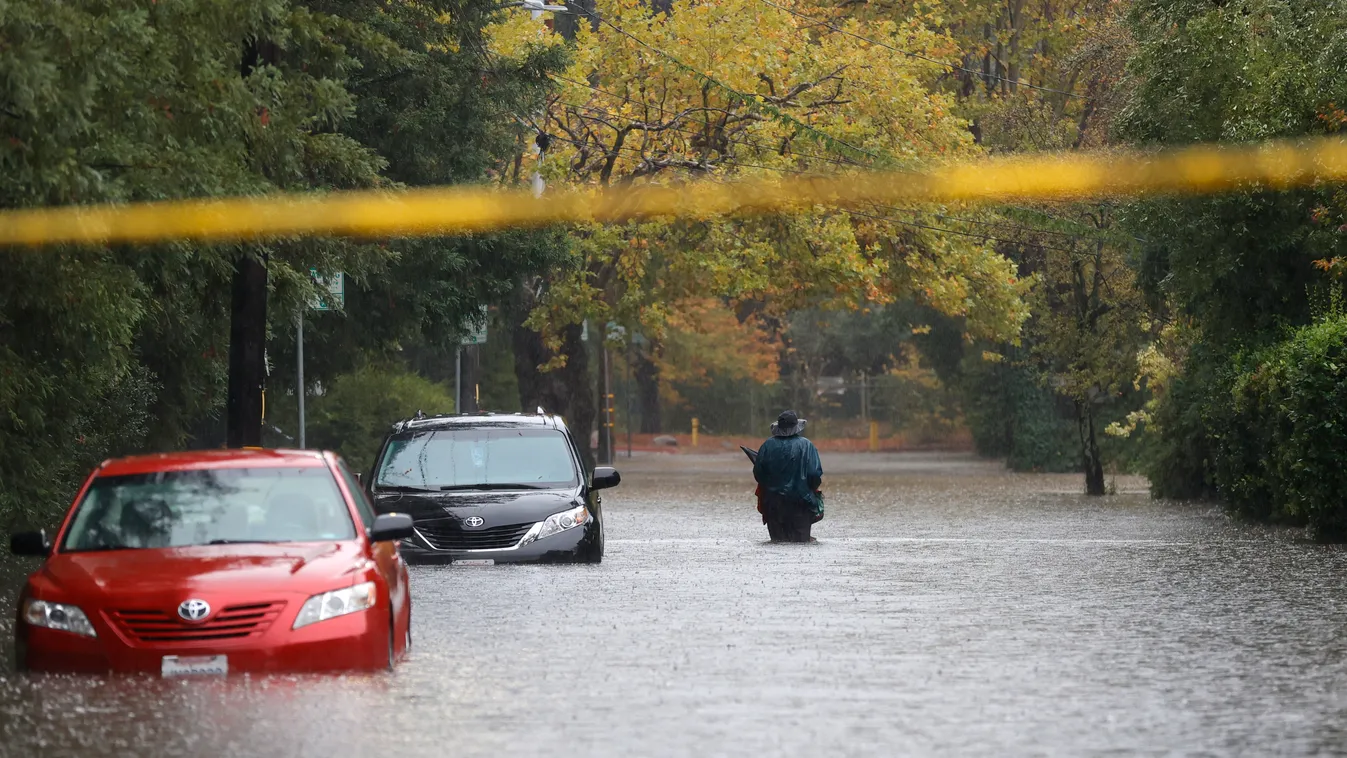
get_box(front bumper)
[17,606,390,675]
[400,519,599,564]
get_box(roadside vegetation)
[4,0,1347,536]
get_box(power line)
[755,0,1084,101]
[844,208,1079,253]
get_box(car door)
[563,427,603,526]
[333,458,408,620]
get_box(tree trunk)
[633,344,662,433]
[558,324,596,472]
[226,253,267,448]
[227,38,279,449]
[1078,401,1106,496]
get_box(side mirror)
[10,530,51,557]
[369,513,414,542]
[592,466,621,490]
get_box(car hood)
[36,542,368,598]
[371,487,581,526]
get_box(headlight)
[292,582,377,630]
[534,504,590,542]
[22,599,97,638]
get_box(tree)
[1027,206,1147,494]
[0,0,568,526]
[1115,0,1347,500]
[302,365,457,472]
[487,0,1028,462]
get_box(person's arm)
[805,441,823,490]
[752,443,767,484]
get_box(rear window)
[375,428,579,490]
[61,467,356,552]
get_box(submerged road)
[2,452,1347,756]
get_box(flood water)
[3,452,1347,756]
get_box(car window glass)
[335,459,376,528]
[375,428,578,489]
[61,467,357,551]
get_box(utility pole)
[460,344,480,413]
[626,339,633,458]
[602,345,614,464]
[226,254,267,447]
[296,312,305,448]
[860,371,869,428]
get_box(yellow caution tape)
[3,137,1347,246]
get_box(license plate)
[161,654,228,678]
[453,559,495,566]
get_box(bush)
[1212,315,1347,538]
[961,353,1078,472]
[1142,362,1221,501]
[269,365,454,474]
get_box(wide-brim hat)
[771,410,806,437]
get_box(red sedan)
[8,449,414,676]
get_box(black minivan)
[363,411,619,564]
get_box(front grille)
[110,602,285,643]
[416,520,534,551]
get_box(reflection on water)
[3,452,1347,756]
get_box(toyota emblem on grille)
[464,516,485,528]
[178,599,211,622]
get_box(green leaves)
[1211,315,1347,538]
[0,0,567,527]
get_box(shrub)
[1213,315,1347,538]
[961,354,1078,472]
[295,365,454,473]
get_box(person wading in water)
[752,410,824,542]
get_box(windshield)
[61,467,356,552]
[375,428,579,490]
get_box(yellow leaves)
[484,12,563,60]
[519,0,1032,367]
[657,298,781,385]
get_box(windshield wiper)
[374,484,440,493]
[67,544,132,553]
[206,539,281,545]
[436,483,549,491]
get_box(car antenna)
[537,405,546,415]
[414,409,425,420]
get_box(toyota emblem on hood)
[464,516,485,528]
[178,599,211,622]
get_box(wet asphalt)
[3,451,1347,756]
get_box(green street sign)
[310,269,345,311]
[460,305,488,345]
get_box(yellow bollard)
[869,420,879,453]
[692,418,699,447]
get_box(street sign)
[460,305,488,345]
[310,269,345,311]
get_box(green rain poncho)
[753,432,824,519]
